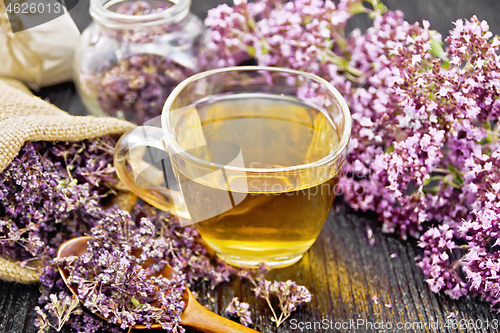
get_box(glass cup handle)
[113,127,191,220]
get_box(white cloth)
[0,0,80,88]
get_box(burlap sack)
[0,77,136,283]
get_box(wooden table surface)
[2,1,500,332]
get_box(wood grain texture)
[5,0,500,332]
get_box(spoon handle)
[181,293,260,333]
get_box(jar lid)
[90,0,191,28]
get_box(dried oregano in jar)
[75,0,204,124]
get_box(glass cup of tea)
[114,66,351,268]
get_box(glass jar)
[74,0,205,124]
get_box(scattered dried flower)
[34,295,82,333]
[367,227,375,246]
[226,297,252,327]
[252,279,312,327]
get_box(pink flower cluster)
[205,0,500,312]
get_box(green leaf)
[430,39,445,58]
[376,2,387,15]
[441,58,450,69]
[447,165,457,173]
[261,47,269,55]
[247,46,256,57]
[248,19,256,30]
[445,179,461,189]
[423,177,432,186]
[131,297,141,307]
[386,145,395,153]
[423,185,440,194]
[348,1,365,14]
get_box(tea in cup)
[114,67,351,268]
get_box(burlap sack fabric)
[0,77,136,283]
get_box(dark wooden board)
[3,0,500,332]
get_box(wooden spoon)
[57,236,258,333]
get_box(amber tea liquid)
[173,94,341,268]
